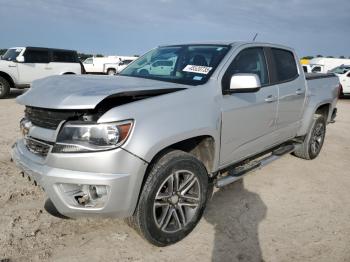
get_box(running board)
[215,144,295,188]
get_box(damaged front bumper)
[11,139,148,218]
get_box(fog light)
[57,183,109,209]
[88,185,107,200]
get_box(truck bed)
[304,72,339,125]
[305,73,336,80]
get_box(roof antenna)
[252,33,258,42]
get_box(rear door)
[17,48,50,84]
[268,48,306,141]
[219,47,279,166]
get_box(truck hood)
[16,75,187,109]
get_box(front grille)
[25,106,84,130]
[25,138,51,157]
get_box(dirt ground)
[0,89,349,262]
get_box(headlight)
[52,120,133,153]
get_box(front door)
[220,47,279,166]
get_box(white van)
[309,57,350,73]
[0,47,82,98]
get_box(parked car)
[12,42,339,246]
[330,65,350,96]
[329,65,350,74]
[309,57,350,73]
[103,57,138,75]
[0,47,82,98]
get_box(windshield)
[120,45,230,85]
[2,48,23,61]
[329,66,350,74]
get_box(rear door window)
[24,49,49,63]
[271,48,298,82]
[52,51,78,63]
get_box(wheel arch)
[132,135,216,216]
[0,71,15,87]
[297,100,332,137]
[315,103,331,120]
[147,135,216,175]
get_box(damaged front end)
[21,87,185,156]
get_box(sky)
[0,0,349,57]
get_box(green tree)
[339,56,345,59]
[316,55,323,58]
[327,56,334,58]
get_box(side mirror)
[229,73,261,93]
[16,55,25,63]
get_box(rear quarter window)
[271,48,298,82]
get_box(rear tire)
[107,69,116,75]
[129,150,209,246]
[0,76,10,99]
[293,114,326,160]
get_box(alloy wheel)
[310,122,325,155]
[153,170,201,233]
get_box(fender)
[297,99,333,136]
[0,70,16,87]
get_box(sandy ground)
[0,89,349,262]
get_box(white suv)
[0,47,83,98]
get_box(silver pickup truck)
[11,42,339,246]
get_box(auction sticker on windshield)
[183,65,212,74]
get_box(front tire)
[293,114,326,160]
[0,76,10,99]
[130,150,209,246]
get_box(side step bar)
[216,144,295,188]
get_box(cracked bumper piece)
[11,139,148,218]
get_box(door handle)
[265,95,277,103]
[45,67,52,70]
[8,65,17,68]
[295,89,304,95]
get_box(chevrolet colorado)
[11,42,339,246]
